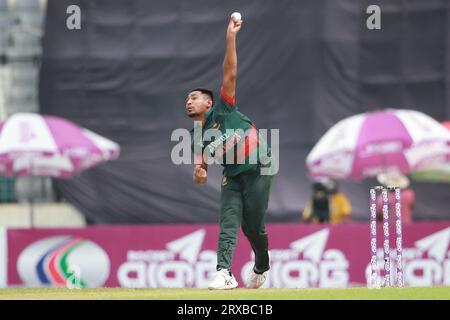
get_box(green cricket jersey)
[190,88,271,177]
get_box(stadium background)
[0,0,450,291]
[39,0,450,223]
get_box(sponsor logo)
[17,236,110,288]
[366,227,450,286]
[117,228,349,288]
[242,229,349,288]
[116,227,450,288]
[118,230,216,288]
[19,121,36,143]
[362,141,403,156]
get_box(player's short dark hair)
[189,88,214,105]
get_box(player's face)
[185,91,211,118]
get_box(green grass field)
[0,287,449,300]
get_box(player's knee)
[241,225,250,236]
[220,217,239,230]
[242,225,261,238]
[219,226,239,241]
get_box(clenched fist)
[193,165,207,184]
[227,16,242,38]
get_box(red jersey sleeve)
[220,87,236,106]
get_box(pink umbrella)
[307,109,450,180]
[0,113,120,226]
[443,121,450,131]
[410,120,450,183]
[0,113,120,177]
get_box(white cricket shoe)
[246,251,271,289]
[208,269,238,290]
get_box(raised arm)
[222,16,242,98]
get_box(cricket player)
[185,15,275,289]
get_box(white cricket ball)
[231,12,242,22]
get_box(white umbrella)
[410,121,450,183]
[306,109,450,180]
[0,113,120,226]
